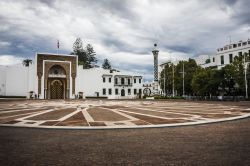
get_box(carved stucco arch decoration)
[44,62,70,90]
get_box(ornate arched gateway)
[50,79,64,99]
[48,65,66,99]
[36,54,77,99]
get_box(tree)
[71,38,97,68]
[22,59,33,98]
[221,52,250,96]
[102,59,112,69]
[85,44,97,68]
[22,59,32,67]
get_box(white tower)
[152,43,159,95]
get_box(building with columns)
[194,39,250,69]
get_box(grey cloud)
[224,0,237,6]
[78,0,136,20]
[0,0,250,80]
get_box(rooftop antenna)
[248,29,250,40]
[228,35,231,44]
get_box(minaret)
[152,43,159,95]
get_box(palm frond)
[22,59,33,67]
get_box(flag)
[57,40,59,49]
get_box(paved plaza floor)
[0,99,250,165]
[0,100,250,129]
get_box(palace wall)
[0,64,36,97]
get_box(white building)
[195,39,250,69]
[76,67,143,99]
[0,53,144,99]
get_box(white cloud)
[0,41,11,48]
[0,55,23,65]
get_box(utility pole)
[244,53,249,99]
[172,62,175,97]
[164,65,166,96]
[182,62,185,96]
[179,62,185,97]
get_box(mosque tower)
[152,43,159,95]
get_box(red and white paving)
[0,100,249,129]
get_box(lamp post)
[244,53,249,99]
[183,63,185,96]
[179,62,185,97]
[244,62,249,99]
[163,64,166,96]
[172,62,175,97]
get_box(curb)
[1,113,250,130]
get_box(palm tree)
[22,59,32,67]
[22,59,33,98]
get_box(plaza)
[0,99,250,165]
[0,100,250,129]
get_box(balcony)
[114,83,133,87]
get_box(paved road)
[0,118,250,166]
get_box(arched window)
[121,78,125,85]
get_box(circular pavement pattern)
[0,100,250,129]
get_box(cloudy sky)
[0,0,250,81]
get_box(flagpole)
[57,40,59,55]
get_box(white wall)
[76,67,103,97]
[0,64,36,97]
[5,64,27,96]
[0,66,6,96]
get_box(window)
[243,42,247,46]
[249,50,250,57]
[221,55,224,65]
[103,77,106,83]
[134,78,136,83]
[139,79,141,83]
[109,77,111,83]
[115,89,118,95]
[229,54,233,63]
[134,89,137,95]
[121,78,125,85]
[233,44,237,48]
[213,57,215,62]
[128,89,131,95]
[128,78,130,85]
[229,45,232,49]
[238,43,241,47]
[115,78,118,84]
[139,89,142,94]
[103,88,106,95]
[239,52,242,57]
[248,41,250,44]
[108,88,112,95]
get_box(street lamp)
[179,62,185,97]
[243,53,249,99]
